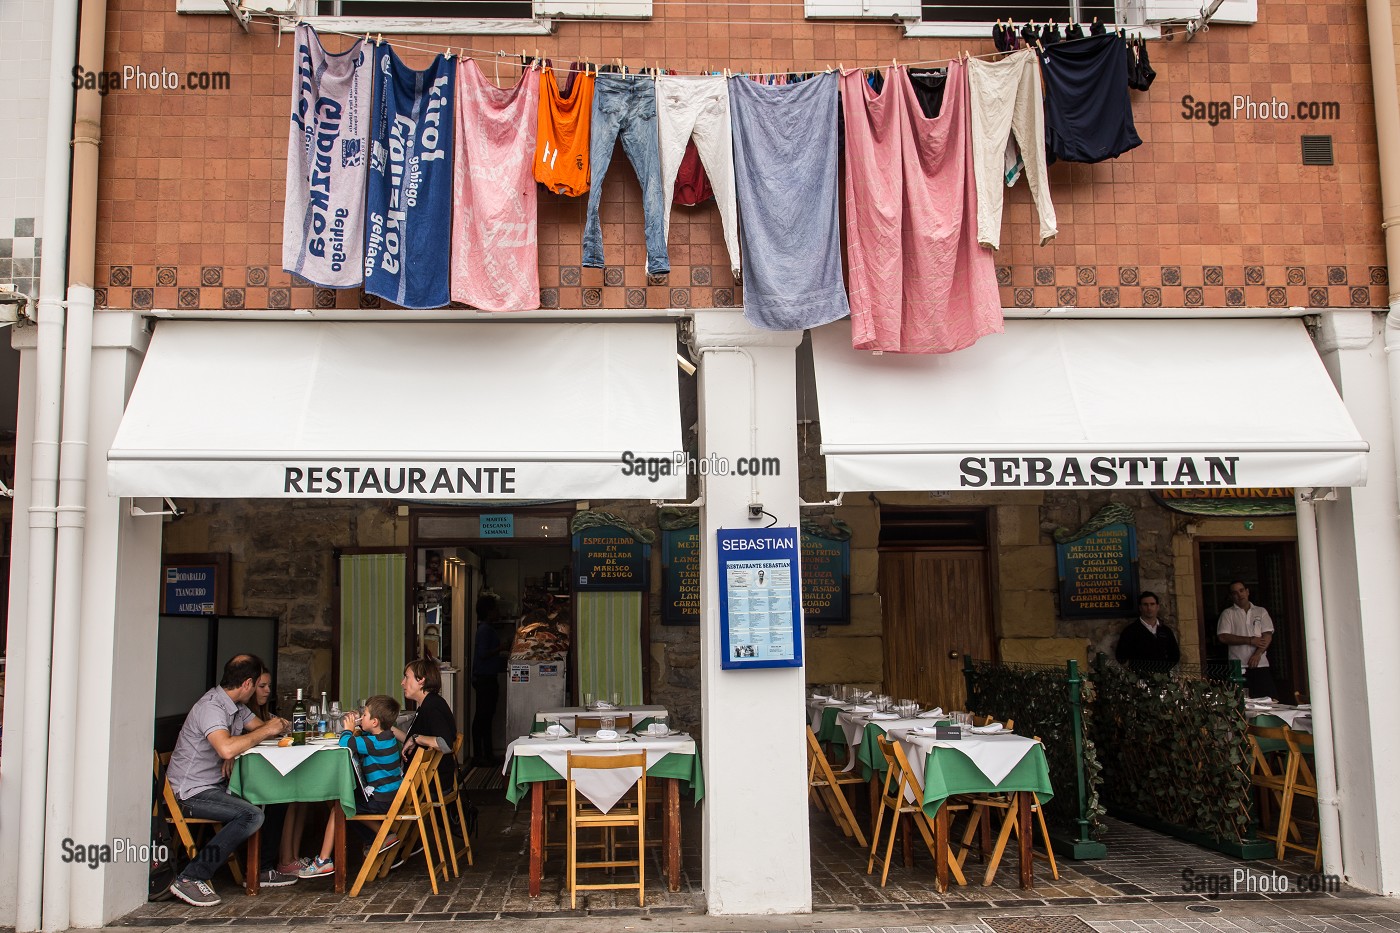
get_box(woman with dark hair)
[395,657,459,791]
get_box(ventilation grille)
[1301,135,1334,166]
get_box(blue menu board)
[717,527,804,670]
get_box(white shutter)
[533,0,652,16]
[1143,0,1255,23]
[178,0,296,13]
[805,0,921,19]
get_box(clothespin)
[373,33,382,46]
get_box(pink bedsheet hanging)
[450,60,542,312]
[840,62,1002,353]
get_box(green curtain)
[576,591,643,704]
[339,553,406,708]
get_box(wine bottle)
[292,689,308,746]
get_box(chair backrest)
[874,734,918,806]
[805,726,841,787]
[1286,729,1317,790]
[565,751,648,810]
[451,733,464,757]
[1249,715,1290,754]
[577,715,633,730]
[371,748,435,824]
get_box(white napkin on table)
[243,743,330,776]
[868,712,899,721]
[917,708,946,719]
[970,723,1008,735]
[595,729,619,740]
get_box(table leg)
[666,778,681,892]
[868,777,879,827]
[934,805,950,893]
[529,782,544,897]
[333,806,347,894]
[245,829,261,896]
[1018,792,1033,891]
[902,814,914,868]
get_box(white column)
[693,310,810,914]
[69,312,162,926]
[1313,309,1400,894]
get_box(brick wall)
[92,0,1388,311]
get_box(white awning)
[810,317,1368,491]
[108,320,685,499]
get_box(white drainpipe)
[1294,488,1343,876]
[14,0,80,924]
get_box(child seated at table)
[299,695,404,878]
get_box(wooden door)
[879,549,995,710]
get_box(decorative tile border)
[91,265,1391,311]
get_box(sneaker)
[297,857,335,879]
[360,834,399,857]
[277,857,312,875]
[257,868,299,888]
[168,878,221,907]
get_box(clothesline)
[250,6,1188,78]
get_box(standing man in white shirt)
[1217,580,1277,698]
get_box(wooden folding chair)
[1248,723,1291,847]
[956,737,1057,885]
[806,726,867,846]
[426,736,474,877]
[153,750,244,885]
[349,750,446,896]
[566,751,647,908]
[867,735,965,887]
[1274,728,1321,868]
[545,716,636,850]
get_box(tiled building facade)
[90,0,1387,313]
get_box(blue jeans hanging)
[582,74,670,276]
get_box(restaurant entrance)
[1197,539,1308,700]
[877,508,995,712]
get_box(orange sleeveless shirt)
[534,68,594,197]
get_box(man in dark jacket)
[1115,591,1180,667]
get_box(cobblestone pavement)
[115,791,1342,928]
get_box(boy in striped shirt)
[299,695,404,878]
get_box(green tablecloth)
[231,747,358,818]
[505,751,705,806]
[816,706,844,744]
[851,722,1054,819]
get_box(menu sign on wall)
[1056,523,1139,619]
[717,527,804,669]
[800,533,850,625]
[573,526,649,590]
[662,528,701,625]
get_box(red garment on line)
[840,63,1002,353]
[673,139,714,206]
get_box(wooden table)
[230,743,358,895]
[503,732,705,897]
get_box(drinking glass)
[601,715,616,733]
[654,712,670,734]
[612,691,622,706]
[584,692,594,708]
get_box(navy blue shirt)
[473,622,502,678]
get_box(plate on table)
[581,735,633,743]
[867,712,899,720]
[969,723,1008,735]
[638,728,676,738]
[258,739,282,747]
[308,736,341,745]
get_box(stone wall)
[795,473,1299,686]
[160,497,703,728]
[162,500,407,711]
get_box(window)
[919,0,1114,25]
[316,0,529,14]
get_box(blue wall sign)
[164,565,218,615]
[480,513,515,538]
[717,527,804,670]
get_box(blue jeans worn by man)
[582,73,670,276]
[177,789,265,882]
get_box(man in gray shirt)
[166,655,294,906]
